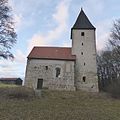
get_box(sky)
[0,0,120,80]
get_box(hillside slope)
[0,86,120,120]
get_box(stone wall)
[25,59,75,91]
[72,29,98,92]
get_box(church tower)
[71,9,98,92]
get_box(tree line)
[97,20,120,96]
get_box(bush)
[8,87,35,100]
[105,80,120,98]
[0,86,35,100]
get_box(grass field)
[0,85,120,120]
[0,83,18,88]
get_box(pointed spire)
[72,8,95,29]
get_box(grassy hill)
[0,85,120,120]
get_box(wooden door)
[37,79,43,89]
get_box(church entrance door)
[37,79,43,89]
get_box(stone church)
[24,9,98,92]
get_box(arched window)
[83,76,86,82]
[56,67,61,78]
[45,66,48,70]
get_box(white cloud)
[96,19,113,50]
[14,49,26,63]
[14,14,23,31]
[0,60,24,78]
[61,40,71,47]
[9,0,23,31]
[28,0,71,52]
[0,49,26,78]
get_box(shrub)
[105,80,120,99]
[8,87,35,100]
[0,86,36,100]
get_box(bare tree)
[98,19,120,92]
[109,19,120,55]
[109,19,120,77]
[0,0,17,59]
[97,50,120,91]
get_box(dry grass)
[0,83,18,88]
[0,86,120,120]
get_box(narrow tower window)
[83,76,86,82]
[82,43,83,46]
[84,62,85,66]
[81,32,84,36]
[81,52,83,55]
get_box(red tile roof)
[28,47,76,61]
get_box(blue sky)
[0,0,120,80]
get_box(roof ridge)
[33,46,72,48]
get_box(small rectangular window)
[82,43,83,46]
[83,76,86,82]
[84,62,85,66]
[81,32,84,36]
[81,52,83,55]
[45,66,48,70]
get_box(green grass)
[0,86,120,120]
[0,83,18,88]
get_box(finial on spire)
[81,7,83,11]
